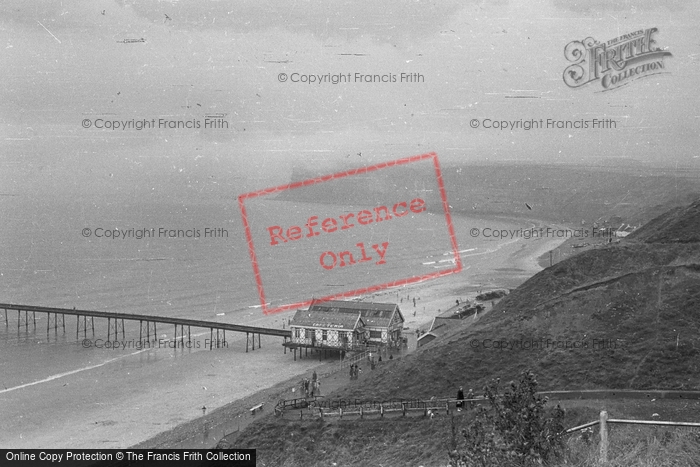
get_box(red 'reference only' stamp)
[238,152,461,314]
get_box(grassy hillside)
[626,198,700,243]
[232,197,700,466]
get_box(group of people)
[349,363,361,380]
[302,370,321,397]
[456,386,475,411]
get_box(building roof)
[290,308,364,331]
[309,300,404,327]
[418,317,459,346]
[427,317,459,337]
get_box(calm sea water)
[0,197,528,446]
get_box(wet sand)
[129,225,567,449]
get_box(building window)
[304,328,310,339]
[369,330,382,339]
[322,330,328,341]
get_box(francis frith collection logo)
[563,27,672,91]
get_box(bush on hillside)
[475,289,509,301]
[448,370,565,467]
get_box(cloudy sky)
[1,0,698,202]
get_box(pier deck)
[1,302,291,351]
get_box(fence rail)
[566,410,700,464]
[273,395,700,464]
[275,396,479,417]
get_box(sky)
[1,0,699,202]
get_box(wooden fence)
[275,396,478,418]
[565,410,700,465]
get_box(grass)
[231,399,700,466]
[561,425,700,467]
[227,198,700,466]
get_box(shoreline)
[130,225,568,449]
[0,211,567,449]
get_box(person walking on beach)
[312,370,317,383]
[456,386,465,412]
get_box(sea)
[0,197,536,448]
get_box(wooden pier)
[1,302,291,352]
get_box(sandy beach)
[127,219,568,449]
[0,210,568,449]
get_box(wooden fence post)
[599,410,609,465]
